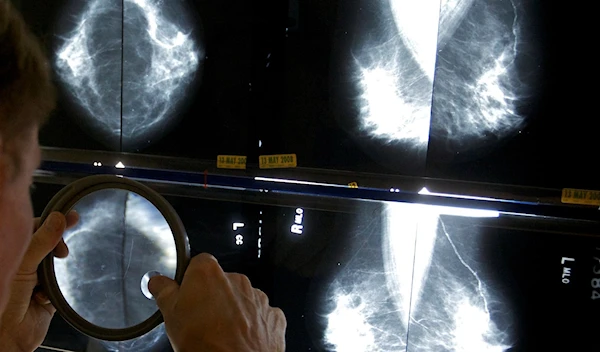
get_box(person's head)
[0,0,55,312]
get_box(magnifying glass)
[38,175,190,341]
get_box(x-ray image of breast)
[429,0,532,159]
[352,0,533,161]
[353,0,439,147]
[54,189,177,336]
[54,0,203,151]
[322,203,511,352]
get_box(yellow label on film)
[259,154,297,169]
[561,188,600,206]
[348,182,359,188]
[217,155,247,170]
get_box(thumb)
[20,212,66,274]
[148,275,179,310]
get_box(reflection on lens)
[54,189,177,329]
[141,271,161,300]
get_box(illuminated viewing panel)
[32,183,600,351]
[320,203,599,351]
[18,0,599,348]
[17,0,597,187]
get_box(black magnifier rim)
[38,175,190,341]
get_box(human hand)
[0,211,78,352]
[148,253,287,352]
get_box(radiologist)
[0,1,286,351]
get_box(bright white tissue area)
[55,0,201,150]
[324,203,511,352]
[355,0,439,145]
[357,0,526,149]
[54,189,177,331]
